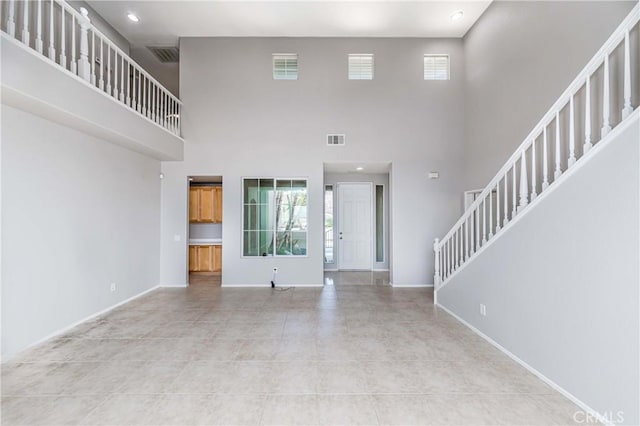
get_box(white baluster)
[542,126,549,190]
[36,0,43,53]
[48,0,55,60]
[21,0,29,45]
[569,96,576,167]
[98,39,104,90]
[584,76,592,153]
[465,216,470,260]
[601,55,612,138]
[458,228,462,267]
[530,138,537,201]
[433,239,441,287]
[137,70,142,111]
[518,151,528,212]
[7,0,16,37]
[496,180,501,233]
[444,241,448,278]
[77,8,91,81]
[59,7,66,67]
[489,189,494,238]
[106,45,111,95]
[161,92,166,127]
[622,30,633,119]
[511,163,517,219]
[151,83,156,121]
[503,174,509,227]
[554,111,562,179]
[125,63,130,106]
[475,206,480,252]
[482,198,487,244]
[142,75,147,116]
[453,230,458,269]
[70,15,76,74]
[90,32,95,85]
[120,54,125,101]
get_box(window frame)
[272,53,299,80]
[348,53,374,80]
[241,177,309,258]
[423,54,450,81]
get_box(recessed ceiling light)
[356,167,364,171]
[450,10,464,21]
[127,13,139,23]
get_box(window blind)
[273,54,298,80]
[348,54,374,80]
[424,55,449,80]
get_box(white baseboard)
[222,284,324,288]
[436,303,615,426]
[391,283,434,288]
[160,284,188,288]
[3,284,160,364]
[372,268,390,272]
[323,269,339,272]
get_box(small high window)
[273,54,298,80]
[348,54,374,80]
[424,54,449,80]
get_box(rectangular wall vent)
[349,54,374,80]
[147,46,180,63]
[273,54,298,80]
[424,54,449,80]
[327,134,346,146]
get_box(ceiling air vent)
[327,134,346,146]
[147,46,180,63]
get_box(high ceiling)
[87,1,492,48]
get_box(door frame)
[336,182,374,271]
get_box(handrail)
[1,0,182,136]
[434,4,639,292]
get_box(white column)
[554,111,562,179]
[584,76,592,154]
[433,239,441,288]
[36,0,43,53]
[21,0,29,45]
[77,8,91,81]
[542,126,549,190]
[569,96,576,167]
[7,0,16,37]
[601,55,612,138]
[518,151,528,212]
[622,30,633,119]
[48,0,55,60]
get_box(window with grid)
[243,178,308,256]
[348,54,374,80]
[273,54,298,80]
[424,55,450,80]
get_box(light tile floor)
[2,282,585,425]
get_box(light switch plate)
[174,234,181,242]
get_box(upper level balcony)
[1,0,184,160]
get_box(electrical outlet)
[110,282,117,292]
[480,304,487,316]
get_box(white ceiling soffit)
[324,162,391,174]
[87,1,492,47]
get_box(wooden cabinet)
[189,186,223,223]
[189,245,222,272]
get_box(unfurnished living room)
[1,0,639,425]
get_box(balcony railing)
[1,0,181,137]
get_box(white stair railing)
[434,4,639,296]
[1,0,181,137]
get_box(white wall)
[160,37,466,287]
[1,106,161,360]
[463,1,636,189]
[437,113,639,425]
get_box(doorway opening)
[187,175,223,286]
[323,162,391,285]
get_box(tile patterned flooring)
[2,279,585,425]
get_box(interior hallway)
[2,284,583,425]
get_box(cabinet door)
[189,246,199,272]
[199,187,215,223]
[189,188,200,223]
[213,187,223,223]
[213,245,222,272]
[197,245,214,272]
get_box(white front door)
[337,183,372,270]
